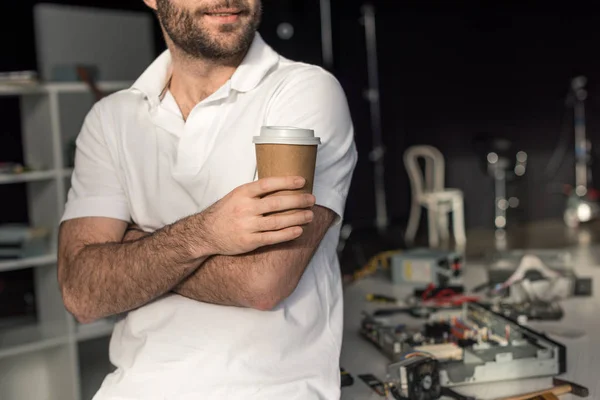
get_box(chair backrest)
[404,145,445,199]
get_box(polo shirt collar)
[131,33,279,107]
[230,33,279,92]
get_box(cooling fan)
[387,353,442,400]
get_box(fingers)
[255,226,304,247]
[257,210,314,232]
[244,176,307,197]
[256,193,316,215]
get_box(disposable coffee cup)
[253,126,321,207]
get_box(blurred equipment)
[358,373,386,396]
[489,301,564,321]
[473,134,527,250]
[390,248,463,288]
[386,353,474,400]
[0,224,50,259]
[366,293,398,303]
[483,251,592,301]
[360,302,566,388]
[0,162,34,175]
[496,377,589,400]
[477,251,591,321]
[352,249,402,281]
[0,71,38,87]
[340,367,354,387]
[561,76,600,227]
[404,146,466,252]
[386,353,442,400]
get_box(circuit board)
[360,302,566,387]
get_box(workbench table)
[340,245,600,400]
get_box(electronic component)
[390,248,463,288]
[414,343,463,362]
[387,353,442,400]
[424,321,451,341]
[360,313,411,359]
[340,368,354,387]
[486,250,592,300]
[358,373,386,396]
[440,303,566,387]
[373,306,439,319]
[359,302,566,388]
[489,301,564,321]
[573,277,593,296]
[415,285,465,297]
[366,293,398,303]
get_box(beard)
[156,0,262,61]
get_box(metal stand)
[319,0,333,70]
[573,76,590,197]
[361,3,389,233]
[338,4,393,265]
[487,150,527,249]
[563,76,599,228]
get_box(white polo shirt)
[62,33,357,400]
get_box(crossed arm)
[59,204,334,323]
[124,206,335,310]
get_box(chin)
[214,31,249,45]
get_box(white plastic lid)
[253,126,321,146]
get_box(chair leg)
[452,196,467,250]
[405,201,421,245]
[427,203,440,248]
[439,211,449,244]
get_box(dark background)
[2,0,600,233]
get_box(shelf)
[0,81,133,96]
[0,168,72,184]
[76,320,115,342]
[0,322,69,360]
[0,253,57,272]
[0,169,62,184]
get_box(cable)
[353,249,402,281]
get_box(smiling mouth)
[204,9,244,16]
[207,12,239,16]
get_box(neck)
[167,41,247,119]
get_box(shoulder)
[93,88,144,115]
[263,60,350,122]
[85,89,146,130]
[268,60,347,101]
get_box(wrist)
[166,213,215,262]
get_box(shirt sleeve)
[61,102,131,223]
[265,67,358,225]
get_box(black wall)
[334,1,600,230]
[3,1,600,232]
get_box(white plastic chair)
[404,145,466,250]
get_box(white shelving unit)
[0,81,129,400]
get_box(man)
[57,0,357,398]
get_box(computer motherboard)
[361,302,566,388]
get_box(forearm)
[62,222,208,323]
[174,252,269,308]
[174,206,335,309]
[123,226,259,307]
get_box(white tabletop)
[340,245,600,400]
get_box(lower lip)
[205,13,240,23]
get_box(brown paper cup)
[255,143,317,195]
[253,127,321,215]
